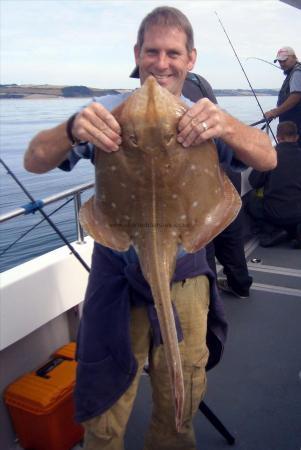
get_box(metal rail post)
[74,192,85,244]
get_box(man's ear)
[134,44,140,64]
[187,48,197,71]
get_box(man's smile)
[151,73,173,83]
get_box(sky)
[1,0,300,90]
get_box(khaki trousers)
[83,275,209,450]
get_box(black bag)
[182,72,217,104]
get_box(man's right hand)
[264,109,278,120]
[72,103,122,152]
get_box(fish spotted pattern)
[79,76,241,431]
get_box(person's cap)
[274,46,296,63]
[130,66,140,78]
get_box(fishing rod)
[249,117,273,127]
[245,57,281,70]
[214,11,278,143]
[249,118,272,132]
[0,157,90,273]
[249,118,267,127]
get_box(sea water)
[0,96,278,272]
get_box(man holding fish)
[25,6,276,450]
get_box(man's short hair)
[136,6,194,53]
[277,121,298,138]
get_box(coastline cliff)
[0,84,278,99]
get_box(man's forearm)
[24,122,72,173]
[177,98,277,170]
[221,112,277,171]
[24,101,123,175]
[266,93,301,118]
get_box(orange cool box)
[4,343,84,450]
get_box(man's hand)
[177,97,276,171]
[264,93,301,120]
[72,103,122,152]
[264,109,278,120]
[177,98,226,147]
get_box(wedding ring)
[201,121,208,132]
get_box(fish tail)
[139,238,185,432]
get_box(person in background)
[248,121,301,249]
[215,166,253,299]
[170,72,253,299]
[24,7,276,450]
[264,46,301,146]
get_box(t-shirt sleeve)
[289,69,301,93]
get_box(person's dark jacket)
[248,141,301,223]
[74,243,227,422]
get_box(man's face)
[278,55,296,72]
[134,25,196,97]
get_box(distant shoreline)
[0,84,279,99]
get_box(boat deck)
[16,240,301,450]
[121,240,301,450]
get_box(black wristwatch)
[66,113,88,147]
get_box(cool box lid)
[4,358,77,415]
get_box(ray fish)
[79,76,241,431]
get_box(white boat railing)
[0,181,94,243]
[0,181,96,350]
